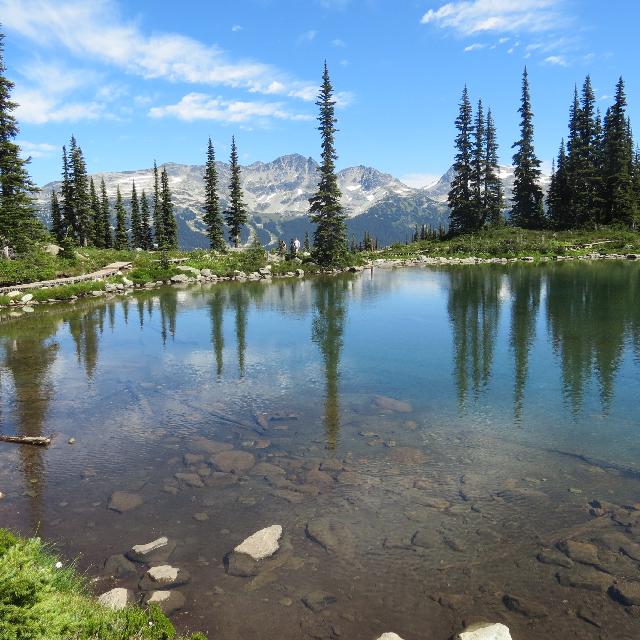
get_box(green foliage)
[113,187,128,250]
[60,232,77,262]
[309,63,347,266]
[0,529,206,640]
[130,181,144,249]
[203,138,225,251]
[224,137,247,248]
[160,167,178,249]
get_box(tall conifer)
[100,178,112,248]
[511,68,545,229]
[50,190,64,243]
[547,140,572,229]
[89,177,103,247]
[160,167,177,249]
[448,86,475,235]
[203,138,225,250]
[152,161,163,247]
[130,181,143,248]
[113,186,128,249]
[69,136,92,245]
[224,136,247,248]
[484,109,504,226]
[471,99,485,228]
[308,63,347,265]
[139,189,152,249]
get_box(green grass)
[0,529,206,640]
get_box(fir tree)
[130,181,143,248]
[69,136,92,245]
[60,145,75,240]
[0,30,43,253]
[89,177,103,247]
[304,231,310,252]
[471,98,485,227]
[139,189,153,249]
[203,138,225,250]
[448,86,475,235]
[308,62,347,265]
[113,186,128,250]
[511,68,545,229]
[224,136,248,248]
[601,78,635,226]
[152,161,163,247]
[160,166,177,249]
[547,140,572,229]
[50,189,64,243]
[484,108,504,226]
[100,178,112,248]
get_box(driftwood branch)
[0,435,51,446]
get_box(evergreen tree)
[50,189,64,243]
[69,136,92,245]
[601,78,635,226]
[139,189,153,249]
[308,63,347,265]
[547,140,572,229]
[152,160,163,247]
[511,68,545,229]
[130,181,143,248]
[304,231,311,252]
[203,138,225,250]
[484,108,504,226]
[89,177,103,247]
[448,86,475,234]
[0,31,43,253]
[100,178,112,248]
[471,98,485,226]
[160,166,177,249]
[60,145,75,240]
[113,186,128,250]
[224,136,247,248]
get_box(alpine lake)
[1,261,640,640]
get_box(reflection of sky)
[1,265,640,467]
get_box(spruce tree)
[511,68,545,229]
[60,146,75,239]
[130,181,143,248]
[0,30,43,253]
[50,189,64,243]
[224,136,248,248]
[602,78,635,226]
[113,186,128,250]
[139,189,153,250]
[304,231,310,252]
[471,98,485,228]
[484,108,504,226]
[308,62,347,265]
[100,178,112,248]
[448,86,475,235]
[160,167,177,249]
[203,138,225,250]
[69,136,92,245]
[89,177,103,247]
[152,161,163,247]
[547,140,572,229]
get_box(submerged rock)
[97,587,135,611]
[609,580,640,606]
[174,472,204,488]
[107,491,143,513]
[127,536,176,564]
[103,554,137,578]
[372,395,412,413]
[144,590,185,615]
[139,564,190,590]
[557,539,599,566]
[502,594,548,618]
[302,590,337,612]
[211,450,256,474]
[189,437,234,454]
[456,622,512,640]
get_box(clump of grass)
[0,529,207,640]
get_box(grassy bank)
[371,227,640,261]
[0,529,206,640]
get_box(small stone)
[139,564,190,590]
[302,590,337,612]
[97,588,135,611]
[174,472,204,488]
[376,635,405,640]
[372,395,412,413]
[233,524,282,561]
[145,590,186,615]
[456,622,512,640]
[189,437,234,455]
[127,536,176,564]
[108,491,143,513]
[20,293,33,303]
[211,450,256,474]
[319,459,344,472]
[279,597,293,607]
[183,453,204,465]
[103,554,136,578]
[193,512,209,522]
[68,437,76,444]
[251,462,286,479]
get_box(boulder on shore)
[456,622,512,640]
[97,587,135,611]
[144,590,185,615]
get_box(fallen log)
[0,435,51,446]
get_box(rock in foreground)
[97,587,135,611]
[234,524,282,560]
[126,536,176,564]
[456,622,512,640]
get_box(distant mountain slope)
[34,155,548,249]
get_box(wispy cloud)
[17,140,57,158]
[231,25,243,32]
[544,55,568,67]
[463,42,485,52]
[420,0,566,35]
[332,38,346,48]
[0,0,319,101]
[400,172,440,189]
[148,93,314,124]
[297,30,318,46]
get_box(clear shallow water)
[1,263,640,639]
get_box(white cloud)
[231,25,243,32]
[463,43,485,52]
[400,173,441,189]
[544,55,567,66]
[0,0,319,101]
[332,38,346,48]
[420,0,567,35]
[17,140,57,158]
[148,93,313,124]
[297,30,318,45]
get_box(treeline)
[51,138,176,251]
[449,68,640,235]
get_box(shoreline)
[1,250,639,313]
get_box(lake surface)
[1,262,640,639]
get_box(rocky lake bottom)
[1,264,639,639]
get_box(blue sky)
[2,0,639,186]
